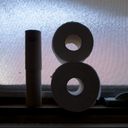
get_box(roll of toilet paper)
[52,22,93,63]
[51,62,100,112]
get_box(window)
[0,0,127,87]
[0,1,128,125]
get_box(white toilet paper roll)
[52,22,93,63]
[51,62,100,112]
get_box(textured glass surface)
[0,0,127,85]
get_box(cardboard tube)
[25,30,42,107]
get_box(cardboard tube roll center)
[25,30,42,107]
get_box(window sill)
[0,85,128,123]
[0,105,127,123]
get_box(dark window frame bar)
[0,84,127,97]
[0,84,127,107]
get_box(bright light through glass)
[0,0,127,85]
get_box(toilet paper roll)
[51,62,100,112]
[52,22,93,63]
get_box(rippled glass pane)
[0,0,127,85]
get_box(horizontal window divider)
[0,85,128,98]
[0,85,128,108]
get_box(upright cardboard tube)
[25,30,42,107]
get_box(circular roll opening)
[65,34,82,51]
[66,78,84,96]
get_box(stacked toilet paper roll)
[52,22,100,112]
[52,22,93,63]
[51,62,100,112]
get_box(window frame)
[0,85,128,124]
[0,84,127,103]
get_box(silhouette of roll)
[52,22,93,63]
[25,30,42,107]
[51,62,100,112]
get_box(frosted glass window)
[0,0,127,85]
